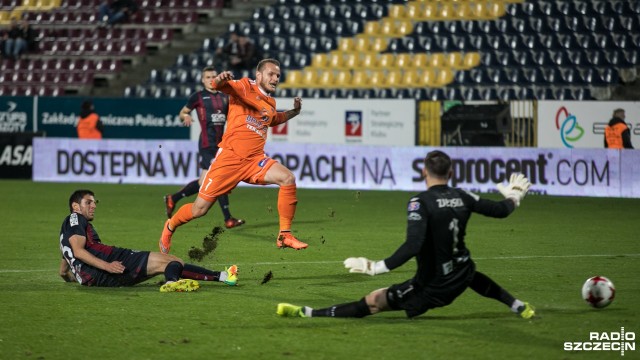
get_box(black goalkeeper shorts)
[386,264,475,318]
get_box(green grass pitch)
[0,179,638,359]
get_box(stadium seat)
[370,37,388,52]
[279,70,301,88]
[302,70,319,88]
[461,52,481,69]
[311,53,328,69]
[413,53,429,68]
[416,36,437,51]
[553,88,573,100]
[559,67,579,84]
[517,87,535,100]
[334,70,352,87]
[397,69,416,88]
[462,87,481,101]
[572,88,592,100]
[539,34,560,49]
[566,50,588,66]
[292,52,309,68]
[584,49,604,66]
[541,68,560,84]
[375,53,394,69]
[534,88,554,100]
[326,53,343,69]
[394,53,412,68]
[336,37,354,53]
[623,49,638,65]
[503,68,523,84]
[386,69,403,88]
[358,52,376,68]
[368,71,386,88]
[550,50,570,66]
[317,71,334,88]
[349,70,369,88]
[388,4,405,19]
[523,67,543,84]
[531,50,552,66]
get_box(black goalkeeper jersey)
[383,184,515,288]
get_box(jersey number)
[448,218,460,255]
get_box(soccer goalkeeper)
[277,150,535,319]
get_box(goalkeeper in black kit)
[277,150,535,319]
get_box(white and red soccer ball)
[582,276,616,309]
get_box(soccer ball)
[581,276,616,308]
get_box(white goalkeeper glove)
[496,173,531,207]
[344,257,389,276]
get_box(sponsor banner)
[268,98,416,146]
[620,150,640,198]
[37,97,189,139]
[33,139,639,198]
[0,97,34,133]
[33,138,200,184]
[0,132,41,179]
[538,101,640,149]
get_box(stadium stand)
[122,0,640,101]
[1,0,639,100]
[0,0,231,95]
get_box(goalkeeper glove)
[344,257,389,276]
[496,173,531,207]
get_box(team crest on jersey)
[408,201,420,211]
[408,212,422,221]
[70,213,79,227]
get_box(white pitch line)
[1,253,639,273]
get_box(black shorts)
[387,263,476,318]
[81,249,151,287]
[199,146,218,169]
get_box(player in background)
[164,66,245,230]
[277,150,536,319]
[60,189,238,291]
[159,59,308,253]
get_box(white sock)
[511,299,524,313]
[303,306,313,317]
[219,271,228,282]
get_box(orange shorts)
[198,147,277,202]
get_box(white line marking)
[2,254,638,273]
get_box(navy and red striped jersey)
[59,212,113,284]
[185,89,229,149]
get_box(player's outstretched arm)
[496,173,531,207]
[283,96,302,121]
[344,257,389,276]
[213,71,234,87]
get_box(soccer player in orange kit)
[159,58,308,253]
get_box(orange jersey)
[77,113,102,139]
[212,77,287,159]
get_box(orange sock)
[278,184,298,231]
[169,203,194,230]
